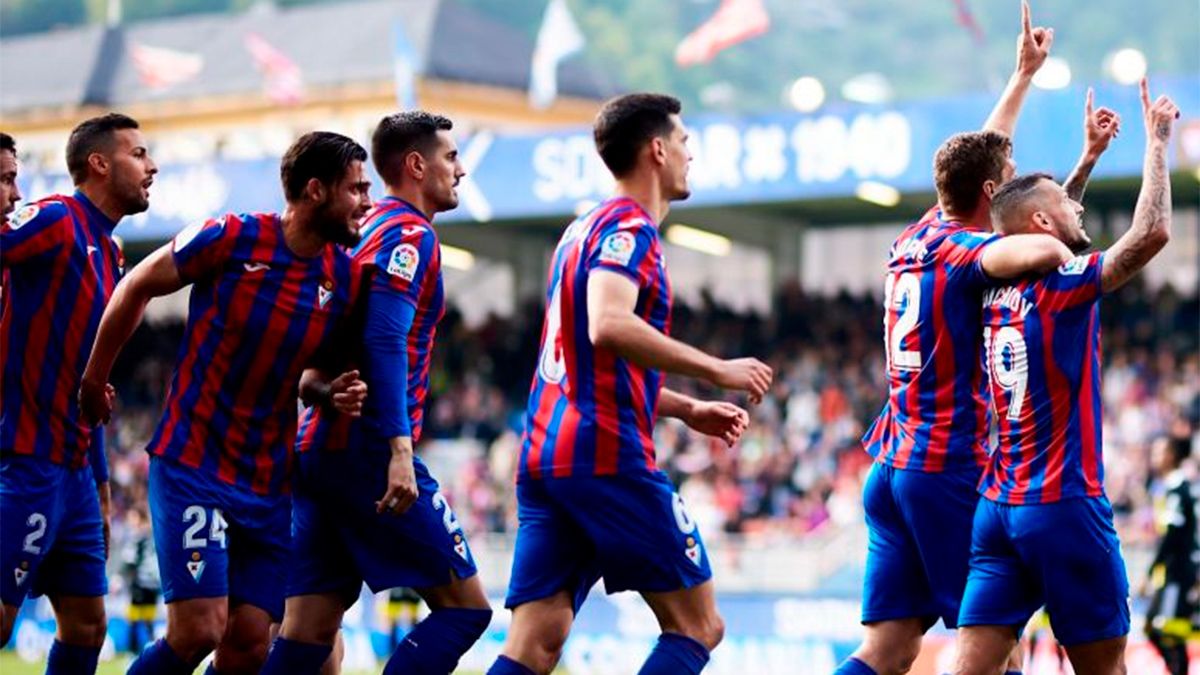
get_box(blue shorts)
[505,471,712,612]
[287,450,477,604]
[148,456,291,621]
[861,461,981,629]
[959,496,1130,646]
[0,455,107,606]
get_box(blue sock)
[486,655,537,675]
[47,640,100,675]
[259,637,332,675]
[1004,671,1023,675]
[637,633,710,675]
[833,657,879,675]
[383,607,492,675]
[126,639,194,675]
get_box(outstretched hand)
[1016,0,1054,78]
[1140,77,1180,144]
[1082,88,1121,159]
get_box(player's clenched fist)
[78,378,117,425]
[377,439,419,515]
[711,357,773,404]
[1140,77,1180,144]
[328,369,368,417]
[685,400,750,447]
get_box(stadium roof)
[0,0,615,115]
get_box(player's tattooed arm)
[983,0,1052,136]
[1101,78,1177,294]
[1064,88,1121,202]
[80,244,187,424]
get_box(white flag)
[529,0,585,109]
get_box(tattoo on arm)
[1063,155,1098,202]
[1101,142,1171,292]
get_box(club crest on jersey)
[187,551,206,582]
[684,536,702,567]
[598,231,636,266]
[1058,255,1089,276]
[8,204,39,230]
[13,561,29,586]
[317,280,334,308]
[387,243,420,282]
[452,533,469,561]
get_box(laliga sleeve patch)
[1058,255,1089,276]
[598,231,637,266]
[8,204,39,230]
[387,243,420,282]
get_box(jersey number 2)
[884,272,922,371]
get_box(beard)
[314,203,362,248]
[121,182,150,215]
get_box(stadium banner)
[16,76,1199,241]
[6,591,1193,673]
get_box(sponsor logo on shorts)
[187,551,206,582]
[13,561,29,586]
[453,533,469,561]
[684,536,702,567]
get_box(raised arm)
[980,233,1074,280]
[1063,88,1121,201]
[1101,78,1178,294]
[587,270,772,402]
[79,244,186,423]
[982,0,1053,136]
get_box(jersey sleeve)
[171,215,238,284]
[940,229,1000,287]
[0,201,70,267]
[584,215,660,288]
[370,224,440,308]
[1042,251,1104,312]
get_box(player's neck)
[76,184,124,225]
[385,187,434,222]
[939,203,992,232]
[279,207,327,258]
[613,180,668,225]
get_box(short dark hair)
[933,130,1012,215]
[990,172,1055,232]
[66,113,140,185]
[1168,434,1193,466]
[371,111,453,186]
[593,93,682,178]
[280,131,368,202]
[0,132,14,155]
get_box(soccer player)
[79,131,369,675]
[487,93,772,675]
[262,112,492,675]
[1142,433,1198,675]
[834,5,1124,674]
[954,78,1181,675]
[0,132,21,225]
[1,114,155,675]
[121,506,161,656]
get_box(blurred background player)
[488,93,772,675]
[263,111,492,675]
[1142,431,1198,675]
[120,506,161,657]
[955,77,1181,675]
[381,587,422,653]
[0,133,21,226]
[78,131,369,675]
[832,3,1122,673]
[0,114,156,675]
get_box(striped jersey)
[979,251,1106,504]
[862,207,998,472]
[147,213,360,496]
[520,197,671,480]
[296,197,444,451]
[1,193,123,468]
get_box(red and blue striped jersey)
[862,207,998,472]
[1,193,123,468]
[147,213,361,496]
[979,252,1105,504]
[520,197,671,480]
[296,197,444,452]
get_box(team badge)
[1058,255,1088,276]
[13,561,29,586]
[187,551,206,582]
[598,231,636,266]
[318,280,333,308]
[387,243,420,282]
[453,533,469,561]
[684,536,702,567]
[8,204,39,230]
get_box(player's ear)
[304,177,328,204]
[405,151,425,181]
[982,179,999,200]
[87,152,110,178]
